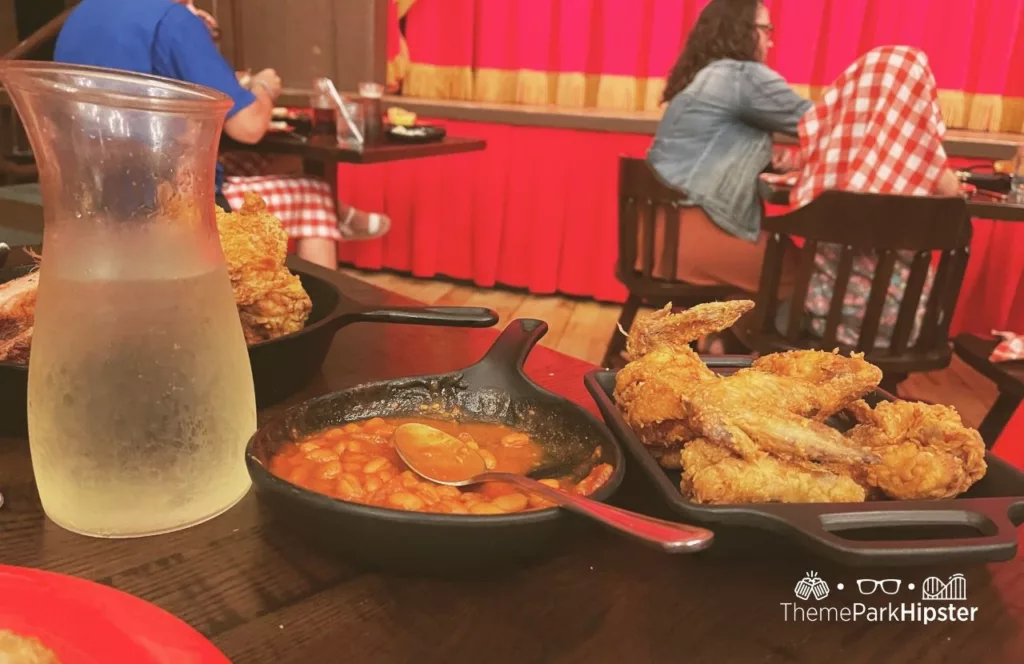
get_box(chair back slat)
[937,248,970,342]
[752,232,786,334]
[856,250,897,352]
[821,245,855,348]
[889,250,933,353]
[918,249,956,349]
[640,202,657,278]
[661,204,681,279]
[784,239,818,342]
[618,195,639,278]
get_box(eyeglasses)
[755,23,775,35]
[857,579,902,595]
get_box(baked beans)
[268,417,613,515]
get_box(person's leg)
[221,175,344,269]
[294,237,339,270]
[336,202,391,241]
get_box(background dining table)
[223,131,488,205]
[1,265,1022,663]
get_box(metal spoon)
[393,423,714,553]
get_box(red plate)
[0,565,229,664]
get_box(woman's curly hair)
[661,0,762,104]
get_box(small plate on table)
[386,124,447,144]
[0,565,230,663]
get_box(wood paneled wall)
[196,0,388,96]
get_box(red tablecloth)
[332,118,1024,465]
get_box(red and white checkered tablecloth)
[991,331,1024,362]
[220,153,341,241]
[791,45,949,208]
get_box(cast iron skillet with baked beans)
[245,319,625,572]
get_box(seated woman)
[788,45,962,347]
[53,0,389,270]
[647,0,810,295]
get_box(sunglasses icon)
[857,579,902,595]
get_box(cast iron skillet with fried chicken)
[586,301,1024,566]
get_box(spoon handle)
[486,473,714,553]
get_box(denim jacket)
[647,60,811,241]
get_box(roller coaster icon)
[921,574,967,601]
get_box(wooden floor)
[342,268,999,429]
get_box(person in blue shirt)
[54,0,389,269]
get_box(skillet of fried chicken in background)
[0,193,312,362]
[614,302,987,504]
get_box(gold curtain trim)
[405,63,474,100]
[386,32,411,88]
[407,65,1024,133]
[474,68,518,103]
[395,0,417,19]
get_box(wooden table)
[954,335,1024,446]
[226,133,488,166]
[2,268,1022,663]
[224,133,487,202]
[758,180,1024,221]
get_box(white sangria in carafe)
[0,62,257,537]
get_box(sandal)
[338,207,391,241]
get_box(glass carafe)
[0,62,257,537]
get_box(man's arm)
[154,5,277,143]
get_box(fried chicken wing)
[680,438,867,504]
[681,390,879,467]
[614,302,749,468]
[846,400,987,500]
[614,346,714,458]
[215,193,312,343]
[624,300,755,359]
[749,350,883,419]
[0,269,37,363]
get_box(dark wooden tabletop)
[758,180,1024,222]
[955,335,1024,399]
[225,134,487,165]
[2,269,1023,663]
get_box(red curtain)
[336,120,649,301]
[337,120,1023,333]
[392,0,1024,131]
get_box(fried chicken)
[215,193,312,344]
[614,302,751,467]
[681,392,880,467]
[845,400,987,500]
[0,269,37,363]
[749,350,883,419]
[613,346,714,466]
[624,300,755,360]
[681,438,867,504]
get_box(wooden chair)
[953,334,1024,447]
[733,190,972,393]
[601,157,738,368]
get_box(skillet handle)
[474,319,548,375]
[336,306,498,328]
[788,499,1022,564]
